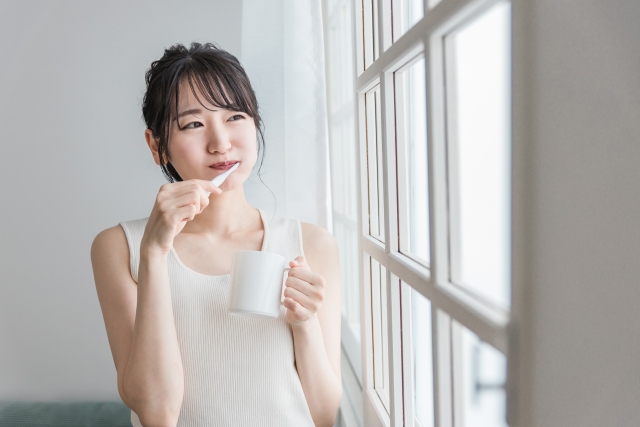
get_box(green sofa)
[0,402,131,426]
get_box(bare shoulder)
[299,222,339,257]
[91,224,127,251]
[299,222,340,287]
[91,225,130,276]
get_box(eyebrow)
[175,108,219,120]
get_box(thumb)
[289,255,307,268]
[200,180,222,197]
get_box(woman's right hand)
[141,179,222,255]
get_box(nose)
[206,122,232,154]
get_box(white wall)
[512,1,640,426]
[0,0,242,401]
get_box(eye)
[184,121,203,129]
[228,114,245,122]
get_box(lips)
[210,160,239,168]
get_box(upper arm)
[90,225,138,400]
[300,222,342,383]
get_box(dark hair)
[141,41,266,183]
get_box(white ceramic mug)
[228,250,291,319]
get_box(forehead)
[175,76,233,112]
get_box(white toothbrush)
[205,161,240,197]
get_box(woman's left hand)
[283,255,326,327]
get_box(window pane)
[403,282,434,427]
[372,0,380,60]
[396,57,429,265]
[393,0,423,41]
[454,322,507,427]
[362,0,379,69]
[365,86,385,242]
[371,256,390,412]
[446,1,511,308]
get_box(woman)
[90,42,342,427]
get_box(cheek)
[236,127,258,159]
[166,138,201,178]
[171,143,198,164]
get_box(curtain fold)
[241,0,332,230]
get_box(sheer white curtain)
[241,0,332,230]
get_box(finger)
[197,186,210,213]
[284,286,320,311]
[167,180,207,191]
[197,179,223,196]
[287,266,320,287]
[188,180,221,199]
[168,181,206,198]
[171,180,219,200]
[171,181,209,213]
[284,297,308,320]
[289,255,308,268]
[174,203,198,223]
[172,191,201,214]
[285,276,321,299]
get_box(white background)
[0,0,243,401]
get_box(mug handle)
[280,266,292,303]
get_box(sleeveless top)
[118,208,315,427]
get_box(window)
[401,280,435,427]
[370,256,390,411]
[395,55,430,268]
[365,85,386,243]
[444,1,511,310]
[324,0,513,426]
[453,321,508,427]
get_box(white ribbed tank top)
[119,208,315,427]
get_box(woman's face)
[154,79,257,189]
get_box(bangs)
[170,59,252,124]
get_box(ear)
[145,129,164,166]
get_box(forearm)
[123,246,184,424]
[292,314,342,427]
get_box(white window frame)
[352,0,515,426]
[323,0,522,425]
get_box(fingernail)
[291,260,299,265]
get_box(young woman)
[90,42,342,427]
